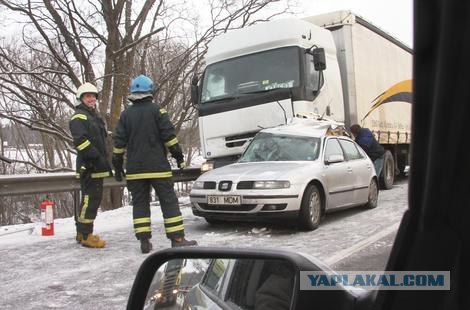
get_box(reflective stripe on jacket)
[69,103,110,177]
[113,97,179,179]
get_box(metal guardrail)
[0,168,202,197]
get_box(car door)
[184,259,232,309]
[322,137,354,208]
[338,138,373,204]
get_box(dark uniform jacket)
[69,103,111,178]
[113,97,182,180]
[355,128,386,161]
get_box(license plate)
[207,195,241,205]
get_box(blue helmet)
[130,75,154,94]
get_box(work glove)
[177,160,186,170]
[112,153,125,182]
[168,144,185,169]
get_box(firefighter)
[112,75,197,253]
[69,82,111,248]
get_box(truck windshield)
[201,46,300,104]
[240,133,320,162]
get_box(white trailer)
[191,10,412,188]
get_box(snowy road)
[0,180,408,309]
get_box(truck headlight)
[253,181,290,189]
[192,181,204,189]
[201,162,214,172]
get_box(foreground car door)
[323,137,354,208]
[338,138,374,205]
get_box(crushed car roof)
[261,117,347,138]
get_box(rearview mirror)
[312,48,326,71]
[145,257,295,309]
[325,154,344,164]
[126,247,359,310]
[190,75,199,106]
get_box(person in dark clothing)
[69,82,112,248]
[350,124,386,177]
[254,260,295,310]
[112,75,197,254]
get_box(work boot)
[140,238,153,254]
[76,233,83,243]
[80,234,106,248]
[171,237,198,248]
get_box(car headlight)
[156,293,162,299]
[172,289,178,294]
[253,180,290,189]
[192,181,204,189]
[201,162,214,172]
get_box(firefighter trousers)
[76,175,104,235]
[127,178,185,240]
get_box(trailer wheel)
[380,150,395,189]
[298,184,322,231]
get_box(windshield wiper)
[240,87,284,95]
[202,96,237,104]
[202,94,251,104]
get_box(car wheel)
[205,217,224,225]
[299,184,322,231]
[380,150,395,189]
[364,178,379,209]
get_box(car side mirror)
[126,247,358,310]
[325,154,344,164]
[190,75,199,106]
[312,48,326,71]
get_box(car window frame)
[322,136,345,162]
[337,137,365,161]
[200,259,232,297]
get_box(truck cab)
[192,18,344,168]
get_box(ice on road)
[0,182,408,309]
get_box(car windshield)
[201,46,301,103]
[239,133,321,162]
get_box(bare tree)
[139,0,295,165]
[0,0,295,220]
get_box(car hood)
[198,161,317,182]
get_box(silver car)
[190,120,378,230]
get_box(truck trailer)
[191,10,412,188]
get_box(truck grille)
[225,131,257,148]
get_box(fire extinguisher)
[40,198,54,236]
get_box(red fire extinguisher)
[40,198,54,236]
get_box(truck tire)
[380,150,395,190]
[298,184,322,231]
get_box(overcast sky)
[296,0,413,47]
[0,1,413,48]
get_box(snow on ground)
[0,182,409,310]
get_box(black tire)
[204,217,224,225]
[380,150,395,190]
[364,178,379,209]
[298,184,322,231]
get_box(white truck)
[190,10,412,189]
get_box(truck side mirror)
[313,48,326,71]
[190,75,199,106]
